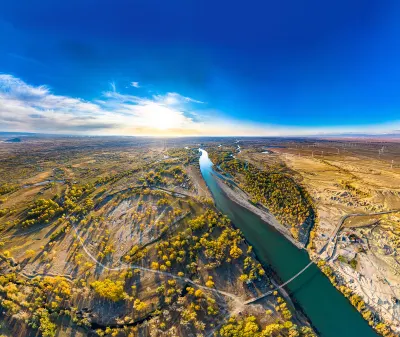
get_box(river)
[198,149,379,337]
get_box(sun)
[137,102,189,130]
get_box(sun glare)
[137,103,189,130]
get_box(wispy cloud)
[130,81,140,88]
[153,92,204,105]
[8,53,45,67]
[109,81,116,92]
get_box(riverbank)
[212,172,322,329]
[213,170,397,336]
[310,248,400,335]
[213,173,305,250]
[199,148,380,337]
[270,147,400,335]
[211,162,400,337]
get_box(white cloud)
[153,92,204,105]
[0,74,399,137]
[0,74,202,135]
[0,74,49,97]
[131,81,140,88]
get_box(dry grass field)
[0,136,315,337]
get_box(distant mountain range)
[4,137,21,143]
[317,132,400,138]
[0,131,37,137]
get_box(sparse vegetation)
[0,137,334,337]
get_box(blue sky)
[1,0,400,136]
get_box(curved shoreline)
[213,173,305,250]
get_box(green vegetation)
[22,198,64,227]
[90,279,126,301]
[317,260,395,337]
[151,209,265,282]
[340,180,370,198]
[219,314,315,337]
[337,255,358,270]
[0,184,18,196]
[64,184,95,213]
[0,274,79,337]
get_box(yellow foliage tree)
[90,279,125,302]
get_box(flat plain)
[0,136,315,337]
